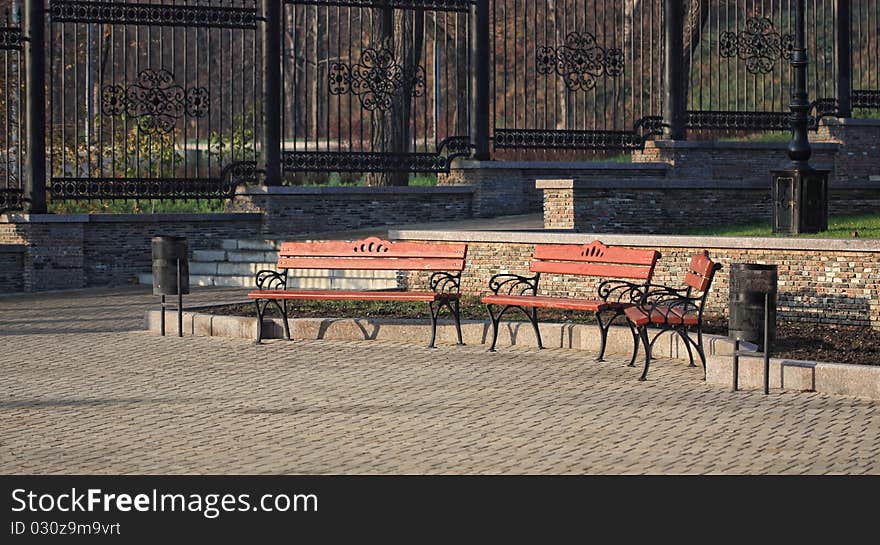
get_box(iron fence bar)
[835,0,851,116]
[664,0,685,140]
[24,0,46,213]
[470,0,488,159]
[264,0,281,185]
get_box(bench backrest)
[684,250,719,292]
[529,240,659,281]
[277,237,467,271]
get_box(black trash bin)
[729,263,777,350]
[151,236,189,336]
[729,263,777,395]
[152,235,189,296]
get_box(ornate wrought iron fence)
[684,0,839,133]
[279,0,474,180]
[44,0,261,201]
[490,0,665,154]
[851,0,879,111]
[1,4,24,212]
[5,1,880,211]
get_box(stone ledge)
[448,160,669,172]
[389,229,880,253]
[0,213,261,224]
[144,310,880,399]
[644,139,840,151]
[235,185,475,196]
[536,177,879,190]
[144,309,714,361]
[820,117,880,127]
[706,338,880,400]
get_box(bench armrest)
[597,280,645,305]
[255,269,288,290]
[429,271,462,294]
[488,273,539,296]
[636,284,701,314]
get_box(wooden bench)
[625,250,722,381]
[248,237,468,347]
[482,240,660,363]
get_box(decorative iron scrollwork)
[686,110,791,131]
[686,99,838,132]
[101,69,209,135]
[0,27,22,50]
[853,90,880,109]
[0,188,24,213]
[48,161,256,200]
[282,0,472,13]
[494,116,663,151]
[282,151,456,173]
[49,1,259,29]
[537,31,624,92]
[430,271,462,295]
[488,273,540,297]
[329,41,426,111]
[719,16,793,75]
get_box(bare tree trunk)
[547,0,567,130]
[682,0,710,108]
[365,8,424,186]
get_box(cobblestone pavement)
[2,287,879,474]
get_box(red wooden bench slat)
[248,290,458,302]
[684,251,717,291]
[624,305,699,327]
[277,257,465,271]
[533,241,659,266]
[685,271,712,292]
[529,260,653,280]
[688,250,715,277]
[279,237,467,259]
[481,294,611,312]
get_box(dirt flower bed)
[210,296,879,366]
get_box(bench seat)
[481,294,623,312]
[624,305,699,327]
[248,237,468,347]
[482,241,661,364]
[248,290,459,302]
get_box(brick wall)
[632,140,840,183]
[816,119,880,185]
[0,245,24,294]
[0,213,262,291]
[540,180,880,233]
[227,186,474,237]
[438,161,669,217]
[81,215,263,287]
[392,233,880,329]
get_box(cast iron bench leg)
[638,325,652,381]
[254,299,265,345]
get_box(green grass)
[48,199,227,214]
[679,213,880,239]
[294,173,438,187]
[719,131,791,143]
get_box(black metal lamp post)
[771,0,829,234]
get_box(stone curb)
[387,229,880,252]
[144,309,711,360]
[144,309,880,400]
[706,340,880,400]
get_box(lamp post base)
[770,167,829,234]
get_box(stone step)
[138,270,398,290]
[221,239,283,251]
[143,237,398,291]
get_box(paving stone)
[1,286,879,475]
